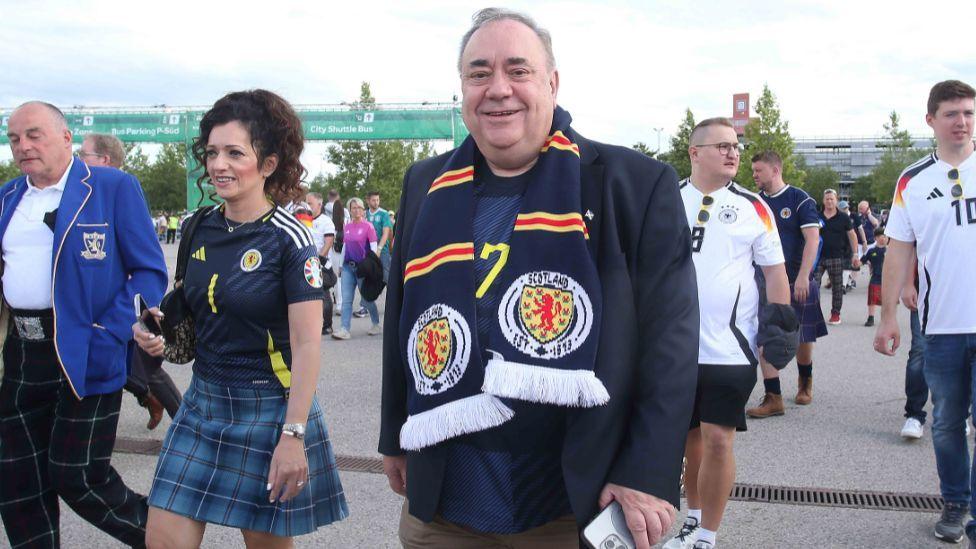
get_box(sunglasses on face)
[697,195,715,225]
[949,168,963,199]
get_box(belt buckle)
[14,316,46,341]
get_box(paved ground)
[2,241,955,548]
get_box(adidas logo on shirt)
[927,188,945,200]
[191,247,206,261]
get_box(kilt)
[791,277,828,343]
[148,377,348,536]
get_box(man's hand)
[852,256,862,270]
[793,276,810,303]
[901,285,918,311]
[873,318,901,356]
[598,483,675,549]
[383,455,407,496]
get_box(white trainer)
[367,324,383,336]
[663,518,699,549]
[901,418,924,439]
[331,329,351,340]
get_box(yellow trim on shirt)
[267,331,292,388]
[207,274,218,313]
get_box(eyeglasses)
[75,150,103,159]
[949,168,963,199]
[695,142,744,156]
[697,195,715,225]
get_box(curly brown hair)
[192,89,307,206]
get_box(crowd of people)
[0,6,973,549]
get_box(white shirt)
[310,213,336,267]
[680,179,785,365]
[2,159,73,309]
[885,151,976,334]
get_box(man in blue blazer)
[0,101,167,548]
[380,9,698,549]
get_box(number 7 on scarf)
[475,243,511,298]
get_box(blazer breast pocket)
[74,227,112,265]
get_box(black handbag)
[319,257,338,289]
[159,206,213,364]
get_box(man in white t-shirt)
[875,79,976,545]
[308,192,336,334]
[664,118,795,549]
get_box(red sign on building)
[732,93,749,136]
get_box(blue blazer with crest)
[0,160,168,398]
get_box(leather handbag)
[159,206,213,364]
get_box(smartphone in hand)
[134,294,162,336]
[581,501,635,549]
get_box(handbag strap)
[174,206,214,284]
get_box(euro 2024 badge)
[81,232,107,260]
[499,271,593,359]
[304,257,322,288]
[407,304,472,395]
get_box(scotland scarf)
[398,107,607,451]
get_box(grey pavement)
[2,242,955,548]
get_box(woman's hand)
[267,435,308,503]
[131,307,165,357]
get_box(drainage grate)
[115,438,943,513]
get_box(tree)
[324,82,436,206]
[134,143,187,213]
[658,108,696,180]
[631,142,657,158]
[859,111,929,206]
[794,156,838,205]
[0,159,20,183]
[738,84,804,190]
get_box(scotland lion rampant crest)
[499,271,593,359]
[407,304,471,395]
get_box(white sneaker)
[663,518,699,549]
[901,418,924,439]
[367,324,382,336]
[331,329,351,340]
[692,541,715,549]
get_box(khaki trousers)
[398,500,578,548]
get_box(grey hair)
[307,191,322,201]
[457,8,556,73]
[348,197,365,210]
[85,133,126,168]
[14,101,68,130]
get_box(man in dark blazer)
[380,8,698,549]
[0,102,167,548]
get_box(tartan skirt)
[148,377,348,536]
[756,270,828,344]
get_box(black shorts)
[690,363,757,432]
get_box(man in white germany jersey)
[875,79,976,545]
[663,118,796,549]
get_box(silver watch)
[281,423,306,440]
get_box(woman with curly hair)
[133,89,347,548]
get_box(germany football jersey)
[183,205,323,389]
[679,179,784,365]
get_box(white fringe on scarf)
[399,393,514,451]
[482,354,610,407]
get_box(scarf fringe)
[483,356,610,407]
[399,393,514,451]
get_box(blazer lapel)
[578,138,603,259]
[0,180,27,242]
[52,161,93,262]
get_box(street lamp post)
[653,127,663,152]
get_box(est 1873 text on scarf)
[398,107,608,451]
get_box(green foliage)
[794,156,839,204]
[738,84,804,190]
[0,159,21,183]
[127,143,187,213]
[324,82,436,206]
[631,142,657,158]
[658,108,696,180]
[857,111,931,207]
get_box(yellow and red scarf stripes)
[540,131,580,156]
[514,211,589,239]
[428,166,474,194]
[403,242,475,283]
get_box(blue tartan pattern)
[148,377,348,536]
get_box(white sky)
[2,0,974,176]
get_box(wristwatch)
[281,423,306,440]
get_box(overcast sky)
[2,0,974,175]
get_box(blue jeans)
[905,310,929,422]
[380,248,392,283]
[923,333,976,521]
[341,263,378,331]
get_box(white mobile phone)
[581,501,636,549]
